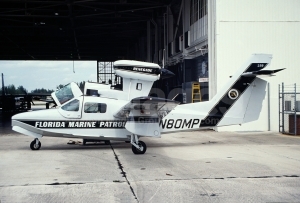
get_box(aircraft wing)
[114,96,180,137]
[114,96,180,119]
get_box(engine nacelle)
[114,60,161,82]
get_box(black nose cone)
[160,68,175,79]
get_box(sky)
[0,60,97,92]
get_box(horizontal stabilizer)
[242,68,285,77]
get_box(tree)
[31,88,54,94]
[17,85,27,94]
[0,84,28,95]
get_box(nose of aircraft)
[12,111,30,120]
[12,109,62,121]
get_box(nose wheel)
[30,138,41,150]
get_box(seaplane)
[11,54,284,154]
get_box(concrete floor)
[1,129,300,203]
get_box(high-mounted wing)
[114,97,179,137]
[114,97,179,119]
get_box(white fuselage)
[11,94,212,141]
[12,55,275,143]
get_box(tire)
[104,140,110,145]
[30,140,41,150]
[132,145,139,154]
[131,141,147,154]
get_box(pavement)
[1,126,300,202]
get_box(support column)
[208,0,217,100]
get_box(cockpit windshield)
[51,82,82,106]
[54,84,74,105]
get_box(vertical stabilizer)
[199,54,272,127]
[242,78,268,123]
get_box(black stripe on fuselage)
[199,63,268,127]
[20,120,126,128]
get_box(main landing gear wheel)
[30,139,41,150]
[132,141,147,155]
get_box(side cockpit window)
[84,102,107,113]
[61,99,80,111]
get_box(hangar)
[1,0,299,131]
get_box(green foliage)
[0,84,28,95]
[31,88,54,94]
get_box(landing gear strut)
[30,138,41,150]
[131,134,147,154]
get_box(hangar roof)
[0,0,171,61]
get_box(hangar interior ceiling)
[0,0,175,61]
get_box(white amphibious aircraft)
[12,54,283,154]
